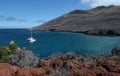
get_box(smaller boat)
[27,28,36,43]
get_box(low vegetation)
[0,41,19,62]
[8,47,38,68]
[0,41,38,68]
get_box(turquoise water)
[0,29,120,57]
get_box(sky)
[0,0,120,28]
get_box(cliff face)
[33,5,120,36]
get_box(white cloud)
[81,0,120,8]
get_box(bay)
[0,29,120,58]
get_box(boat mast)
[31,28,32,37]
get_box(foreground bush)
[8,47,38,68]
[0,41,19,63]
[0,41,38,68]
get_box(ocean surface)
[0,29,120,58]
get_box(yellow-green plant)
[0,41,19,63]
[7,41,18,52]
[0,47,9,62]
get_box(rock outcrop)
[0,63,46,76]
[33,5,120,36]
[38,58,120,76]
[112,48,120,55]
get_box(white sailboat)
[27,28,36,43]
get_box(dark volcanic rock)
[112,48,120,55]
[33,5,120,36]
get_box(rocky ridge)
[33,5,120,36]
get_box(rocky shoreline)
[1,48,120,76]
[38,29,120,36]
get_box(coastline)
[33,29,120,37]
[1,28,120,37]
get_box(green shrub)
[0,47,9,56]
[0,41,19,63]
[0,47,9,62]
[7,41,18,52]
[0,55,8,63]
